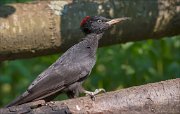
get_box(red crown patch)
[80,16,90,26]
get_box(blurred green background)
[0,0,180,107]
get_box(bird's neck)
[84,33,104,40]
[81,33,103,58]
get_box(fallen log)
[0,78,179,114]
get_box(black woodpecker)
[6,16,130,107]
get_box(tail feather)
[6,86,65,107]
[6,91,29,107]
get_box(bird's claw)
[94,88,106,94]
[85,92,95,101]
[84,88,106,101]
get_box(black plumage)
[6,16,130,107]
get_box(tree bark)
[0,0,179,61]
[0,78,179,114]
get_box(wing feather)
[7,39,96,107]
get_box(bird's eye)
[97,20,102,23]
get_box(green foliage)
[0,36,179,107]
[0,0,32,4]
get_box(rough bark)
[0,0,180,61]
[0,78,179,114]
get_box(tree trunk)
[0,78,179,114]
[0,0,179,61]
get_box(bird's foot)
[84,88,106,101]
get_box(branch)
[0,78,179,114]
[0,0,180,61]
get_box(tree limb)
[0,78,179,114]
[0,0,179,61]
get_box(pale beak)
[106,17,131,26]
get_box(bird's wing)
[7,60,89,107]
[27,43,92,95]
[7,42,93,107]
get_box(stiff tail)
[5,91,29,107]
[6,86,65,107]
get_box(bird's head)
[80,16,131,35]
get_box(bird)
[6,16,130,107]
